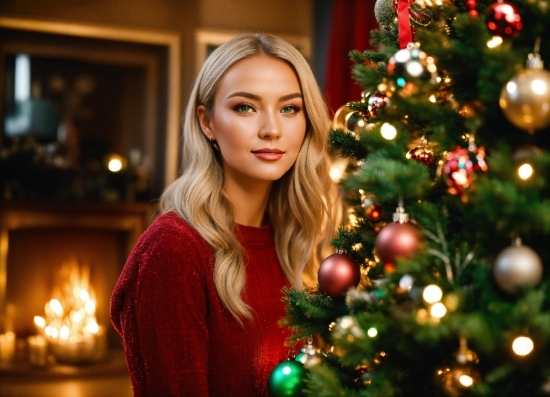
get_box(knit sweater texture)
[110,211,291,396]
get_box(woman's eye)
[234,104,254,113]
[281,105,301,115]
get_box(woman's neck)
[223,178,272,227]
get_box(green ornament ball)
[267,360,306,397]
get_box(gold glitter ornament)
[333,103,369,133]
[374,0,396,31]
[406,137,435,166]
[374,0,433,39]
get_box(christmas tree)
[268,1,550,396]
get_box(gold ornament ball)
[493,242,543,295]
[332,104,354,130]
[333,104,368,133]
[499,68,550,132]
[438,365,480,397]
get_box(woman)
[110,33,336,396]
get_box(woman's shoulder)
[136,211,212,257]
[144,211,205,240]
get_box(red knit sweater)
[110,211,292,396]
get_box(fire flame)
[34,258,100,343]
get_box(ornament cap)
[526,53,544,71]
[392,206,409,223]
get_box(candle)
[28,335,48,366]
[0,332,15,362]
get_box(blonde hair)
[159,33,335,322]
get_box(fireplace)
[0,201,153,396]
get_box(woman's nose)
[258,111,281,139]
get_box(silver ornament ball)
[493,239,543,295]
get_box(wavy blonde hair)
[159,33,336,323]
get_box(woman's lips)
[251,148,284,160]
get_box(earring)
[209,136,220,151]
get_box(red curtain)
[324,0,379,116]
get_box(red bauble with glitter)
[407,140,435,166]
[318,252,361,298]
[441,145,487,197]
[375,222,423,265]
[486,1,522,38]
[367,92,389,118]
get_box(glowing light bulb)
[430,302,447,318]
[380,123,397,140]
[512,336,534,356]
[459,374,474,387]
[367,328,378,337]
[518,163,533,180]
[330,161,347,182]
[423,284,443,304]
[108,158,123,172]
[487,36,503,48]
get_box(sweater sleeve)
[112,213,214,397]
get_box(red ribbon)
[397,0,413,49]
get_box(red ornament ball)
[407,144,435,166]
[366,204,382,222]
[374,222,423,265]
[486,1,522,38]
[318,253,361,298]
[465,0,478,17]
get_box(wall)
[0,0,313,110]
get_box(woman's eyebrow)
[226,92,303,101]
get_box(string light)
[380,123,397,140]
[430,302,447,318]
[518,163,533,179]
[459,374,474,387]
[423,284,443,304]
[487,36,503,48]
[512,336,534,356]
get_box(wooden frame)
[194,29,311,74]
[0,17,182,187]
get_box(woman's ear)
[197,105,215,140]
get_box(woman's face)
[197,55,307,190]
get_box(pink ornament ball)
[374,222,423,265]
